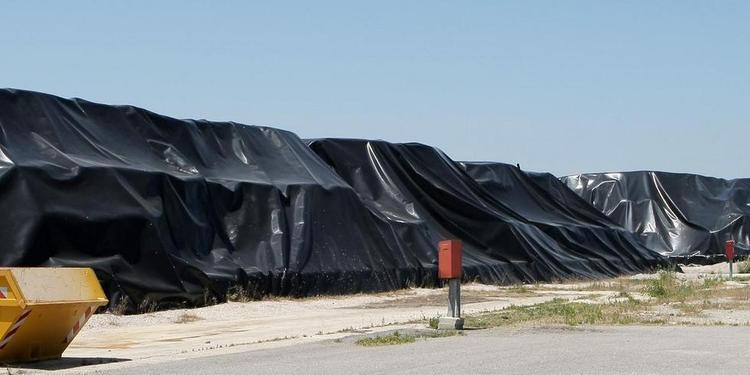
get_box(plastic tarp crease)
[309,141,665,286]
[0,90,424,311]
[0,89,667,311]
[563,172,750,262]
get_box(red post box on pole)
[726,240,735,278]
[438,239,464,330]
[438,240,463,279]
[725,240,735,262]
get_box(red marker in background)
[725,240,735,279]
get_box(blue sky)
[2,1,748,178]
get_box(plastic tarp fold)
[0,89,425,311]
[308,140,665,284]
[563,172,750,262]
[0,89,666,311]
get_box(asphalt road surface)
[95,325,750,374]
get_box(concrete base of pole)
[437,317,464,330]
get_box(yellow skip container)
[0,267,108,362]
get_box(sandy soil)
[31,284,583,373]
[7,262,750,374]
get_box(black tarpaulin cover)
[460,162,665,268]
[308,140,665,284]
[562,172,750,262]
[463,162,626,229]
[0,89,425,311]
[0,89,665,311]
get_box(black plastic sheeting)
[308,140,665,284]
[0,89,665,311]
[463,163,627,230]
[563,172,750,262]
[0,89,424,311]
[460,162,665,267]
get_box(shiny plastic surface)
[563,172,750,262]
[0,89,668,311]
[0,89,417,311]
[309,140,666,285]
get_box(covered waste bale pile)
[309,140,666,284]
[0,89,669,312]
[0,90,423,312]
[563,171,750,263]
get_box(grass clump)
[508,284,533,294]
[111,295,131,315]
[429,330,461,338]
[675,302,706,316]
[137,296,158,314]
[226,285,254,303]
[175,312,203,324]
[702,277,724,289]
[465,298,644,328]
[355,330,462,347]
[643,270,696,301]
[428,316,440,329]
[356,332,416,347]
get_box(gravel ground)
[84,284,542,330]
[6,264,750,374]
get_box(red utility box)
[438,240,463,279]
[726,240,735,262]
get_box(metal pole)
[455,279,461,318]
[451,285,455,317]
[730,260,733,279]
[448,279,461,318]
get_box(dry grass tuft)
[356,332,416,346]
[175,312,204,324]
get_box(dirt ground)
[8,262,750,374]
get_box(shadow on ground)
[4,357,130,371]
